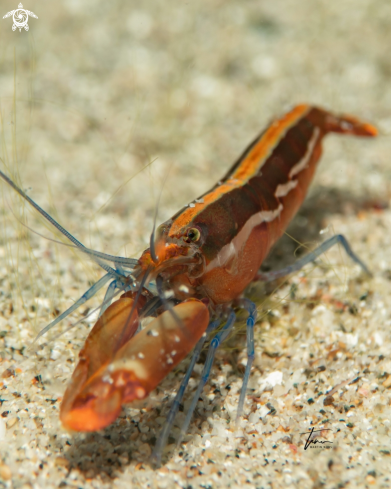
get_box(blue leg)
[98,279,118,317]
[34,273,112,340]
[151,319,221,467]
[256,234,371,283]
[235,298,257,424]
[176,310,236,448]
[98,267,135,318]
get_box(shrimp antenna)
[0,169,138,272]
[149,221,159,263]
[149,192,161,264]
[149,163,173,263]
[7,199,139,269]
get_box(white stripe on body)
[204,125,321,274]
[275,179,298,197]
[289,127,320,178]
[204,204,283,272]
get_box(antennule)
[150,224,159,264]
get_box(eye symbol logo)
[3,3,38,32]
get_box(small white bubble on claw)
[136,387,146,398]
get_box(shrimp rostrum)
[0,104,377,463]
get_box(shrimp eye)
[186,227,201,243]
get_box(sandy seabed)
[0,1,391,488]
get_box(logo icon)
[3,3,38,32]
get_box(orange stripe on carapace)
[230,104,311,181]
[169,104,310,237]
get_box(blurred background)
[0,0,389,254]
[0,0,390,487]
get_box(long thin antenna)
[0,168,136,274]
[149,163,173,263]
[6,200,139,269]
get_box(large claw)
[60,298,209,432]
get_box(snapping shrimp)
[0,104,377,463]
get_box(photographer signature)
[300,427,333,450]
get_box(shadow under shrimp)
[62,415,154,479]
[60,363,223,476]
[261,185,385,274]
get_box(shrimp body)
[0,104,377,455]
[140,105,376,304]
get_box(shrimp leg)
[256,234,371,283]
[235,299,257,424]
[235,235,370,423]
[151,318,221,466]
[35,273,113,340]
[176,310,236,447]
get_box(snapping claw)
[60,298,209,432]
